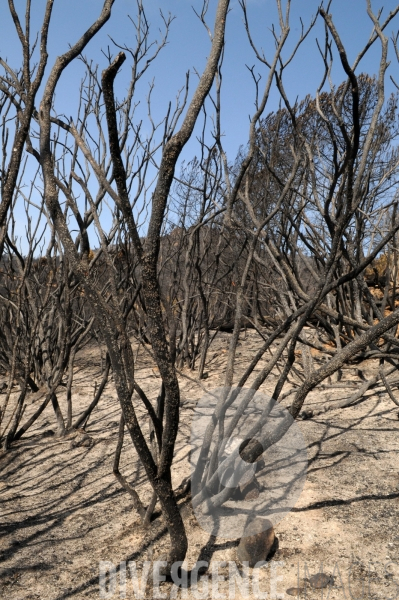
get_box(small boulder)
[41,430,55,438]
[236,518,275,568]
[80,437,93,448]
[69,429,93,449]
[286,588,305,596]
[300,410,313,420]
[305,573,332,589]
[239,475,261,500]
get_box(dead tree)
[4,0,399,572]
[0,202,97,448]
[0,1,55,259]
[0,0,230,570]
[191,0,399,518]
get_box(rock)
[236,518,275,568]
[256,457,266,470]
[80,437,93,448]
[41,430,55,438]
[69,430,93,449]
[286,588,305,596]
[242,486,260,501]
[239,476,261,500]
[305,573,332,589]
[300,410,313,420]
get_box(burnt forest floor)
[1,329,399,599]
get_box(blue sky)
[2,0,397,157]
[1,0,399,249]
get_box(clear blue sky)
[2,0,397,157]
[1,0,399,248]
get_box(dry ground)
[1,330,399,599]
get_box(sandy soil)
[1,330,399,599]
